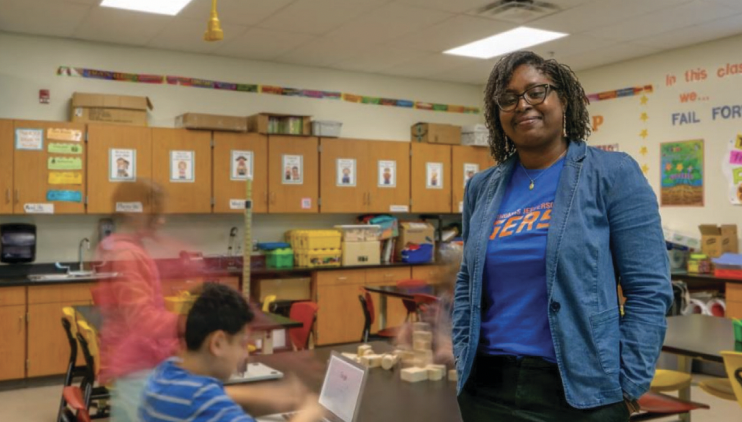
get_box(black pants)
[457,355,629,422]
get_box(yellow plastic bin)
[288,230,342,250]
[165,291,197,315]
[296,248,342,268]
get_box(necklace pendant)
[529,181,535,190]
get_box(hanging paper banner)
[587,85,653,103]
[48,143,83,155]
[47,128,83,142]
[660,139,704,207]
[49,172,83,185]
[48,156,83,170]
[57,65,480,114]
[47,190,83,203]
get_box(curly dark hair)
[483,51,591,163]
[185,283,254,351]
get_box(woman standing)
[452,51,672,421]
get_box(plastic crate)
[165,292,197,315]
[295,249,342,268]
[715,268,742,280]
[312,121,342,137]
[266,248,294,269]
[287,230,342,250]
[334,225,381,242]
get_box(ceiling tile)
[529,0,696,34]
[73,6,172,45]
[258,0,388,35]
[394,15,515,53]
[321,3,453,47]
[381,53,480,78]
[178,0,297,27]
[331,46,429,73]
[700,0,742,11]
[272,36,363,67]
[430,58,499,85]
[214,28,316,61]
[583,0,738,42]
[529,34,618,60]
[0,0,91,38]
[561,42,662,72]
[632,13,742,49]
[394,0,495,14]
[147,17,249,54]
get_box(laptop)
[256,352,369,422]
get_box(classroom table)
[362,284,437,329]
[72,304,302,354]
[662,315,736,422]
[249,341,462,422]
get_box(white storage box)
[312,120,342,137]
[461,124,489,147]
[334,225,381,242]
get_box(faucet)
[79,238,90,272]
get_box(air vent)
[474,0,561,23]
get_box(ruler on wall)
[242,178,253,301]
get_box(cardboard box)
[70,93,153,126]
[247,113,312,136]
[411,123,461,145]
[396,222,435,260]
[175,113,247,132]
[699,224,738,258]
[342,241,381,267]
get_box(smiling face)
[499,64,565,152]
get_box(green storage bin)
[266,248,294,269]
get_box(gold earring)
[563,113,567,137]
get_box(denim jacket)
[452,140,673,408]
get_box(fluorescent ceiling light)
[100,0,194,16]
[444,27,568,59]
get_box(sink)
[28,272,118,282]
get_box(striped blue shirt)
[139,358,255,422]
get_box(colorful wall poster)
[48,156,82,170]
[15,128,43,150]
[110,149,136,182]
[49,172,83,185]
[426,162,443,189]
[48,143,83,155]
[47,128,83,142]
[378,160,396,188]
[723,135,742,205]
[47,190,82,203]
[170,150,195,183]
[660,139,704,207]
[464,163,479,187]
[336,158,356,187]
[230,150,253,180]
[282,155,303,185]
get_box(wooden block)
[413,322,431,332]
[358,344,373,356]
[360,354,383,368]
[381,354,398,370]
[427,364,446,381]
[448,369,458,382]
[412,330,433,343]
[401,367,428,383]
[341,353,358,361]
[414,350,433,368]
[413,338,432,352]
[395,349,415,366]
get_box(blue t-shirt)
[478,157,565,362]
[139,358,255,422]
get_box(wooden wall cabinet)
[411,143,451,214]
[366,141,411,214]
[0,287,26,381]
[320,139,368,213]
[268,136,319,213]
[0,120,13,215]
[13,120,87,214]
[452,146,495,213]
[726,283,742,319]
[87,125,153,214]
[213,133,268,214]
[152,128,212,214]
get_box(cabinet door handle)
[337,277,347,281]
[368,192,372,206]
[5,188,9,204]
[384,274,393,278]
[265,192,269,206]
[18,316,23,332]
[13,189,19,204]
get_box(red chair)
[59,386,91,422]
[396,279,427,322]
[288,301,318,351]
[359,292,399,343]
[630,391,709,421]
[413,293,440,323]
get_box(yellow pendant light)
[204,0,224,42]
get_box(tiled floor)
[0,375,739,421]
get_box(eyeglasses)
[495,84,558,112]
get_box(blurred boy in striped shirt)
[139,283,325,422]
